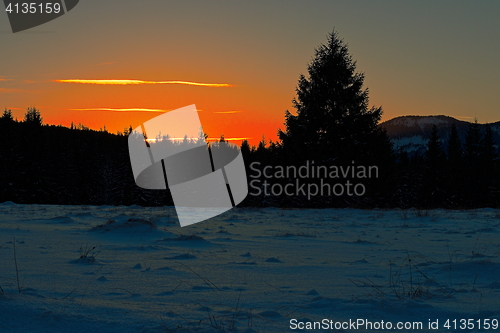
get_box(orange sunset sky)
[1,1,499,145]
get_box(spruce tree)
[464,120,481,161]
[480,126,497,165]
[447,124,462,165]
[1,108,14,121]
[24,107,43,126]
[278,30,391,164]
[479,125,498,206]
[422,125,445,207]
[445,124,463,206]
[463,120,482,206]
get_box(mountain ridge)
[379,115,500,155]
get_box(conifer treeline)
[0,108,172,206]
[0,108,498,208]
[410,123,499,208]
[240,122,499,209]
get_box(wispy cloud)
[54,79,233,87]
[213,110,243,114]
[0,75,22,79]
[93,62,116,67]
[0,88,22,93]
[69,108,170,112]
[455,116,477,122]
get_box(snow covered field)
[1,203,500,332]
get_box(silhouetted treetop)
[447,124,462,164]
[464,119,481,162]
[279,29,390,163]
[24,107,43,126]
[426,125,444,164]
[1,108,14,121]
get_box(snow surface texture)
[1,203,500,332]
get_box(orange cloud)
[54,79,233,87]
[213,110,244,114]
[69,108,170,112]
[0,88,21,93]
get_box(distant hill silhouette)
[380,115,500,156]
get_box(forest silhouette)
[1,31,498,208]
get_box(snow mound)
[159,234,206,242]
[265,257,283,263]
[89,215,156,232]
[165,253,197,260]
[47,216,75,224]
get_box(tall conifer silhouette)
[279,30,391,165]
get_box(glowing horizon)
[54,79,234,87]
[145,137,249,143]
